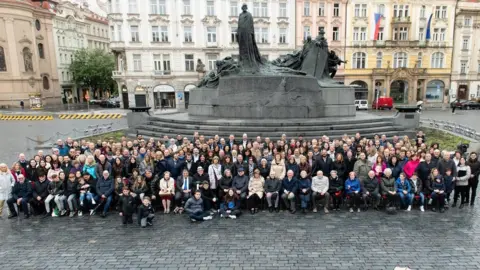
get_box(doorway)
[457,85,468,100]
[390,80,408,104]
[122,92,129,109]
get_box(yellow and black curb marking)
[58,114,123,120]
[0,115,53,121]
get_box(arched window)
[352,52,366,69]
[431,52,444,68]
[43,76,50,90]
[393,52,407,68]
[38,43,45,59]
[0,46,6,71]
[376,52,383,68]
[417,52,423,68]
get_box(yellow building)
[344,1,456,105]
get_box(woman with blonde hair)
[139,154,154,176]
[158,171,175,213]
[0,163,14,217]
[270,153,286,180]
[82,155,97,179]
[247,169,264,214]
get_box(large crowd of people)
[0,131,479,227]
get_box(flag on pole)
[373,13,382,40]
[425,13,433,40]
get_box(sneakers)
[220,214,224,218]
[357,208,361,213]
[51,211,58,217]
[203,215,213,220]
[190,218,197,222]
[91,199,96,205]
[428,198,433,205]
[406,205,411,211]
[89,209,95,216]
[173,207,179,214]
[69,211,75,218]
[313,208,318,213]
[420,206,425,212]
[440,208,445,213]
[147,221,153,226]
[78,211,83,217]
[229,215,237,219]
[60,210,67,216]
[80,201,84,207]
[349,208,354,213]
[324,208,329,214]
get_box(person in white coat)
[0,163,14,217]
[208,156,222,193]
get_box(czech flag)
[426,13,433,40]
[373,13,382,40]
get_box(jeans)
[45,194,66,213]
[67,194,78,211]
[398,192,413,207]
[140,213,155,227]
[79,192,94,205]
[299,193,310,209]
[7,197,29,216]
[189,211,210,221]
[266,192,279,208]
[94,195,113,214]
[410,192,425,205]
[281,192,296,211]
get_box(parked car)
[89,99,102,105]
[100,97,121,108]
[354,100,368,110]
[450,99,480,110]
[372,97,393,110]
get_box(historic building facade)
[53,1,109,104]
[105,0,296,110]
[344,0,456,105]
[451,0,480,101]
[0,0,61,108]
[295,0,348,82]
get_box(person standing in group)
[118,187,138,225]
[466,152,480,206]
[0,164,14,218]
[454,157,471,209]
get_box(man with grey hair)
[94,170,114,218]
[438,150,456,177]
[381,168,399,208]
[282,170,298,213]
[7,174,31,219]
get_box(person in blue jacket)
[395,172,412,211]
[282,170,298,214]
[297,170,311,213]
[345,171,361,213]
[94,170,114,217]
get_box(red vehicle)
[372,97,393,110]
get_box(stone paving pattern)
[0,205,479,270]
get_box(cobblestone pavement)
[0,205,479,270]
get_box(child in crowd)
[118,186,138,225]
[78,174,96,217]
[220,188,241,219]
[444,168,454,207]
[185,190,213,222]
[137,196,155,228]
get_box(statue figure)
[22,48,33,72]
[300,32,330,81]
[121,53,127,71]
[238,4,263,73]
[197,57,239,88]
[272,36,312,70]
[196,59,206,73]
[327,50,347,78]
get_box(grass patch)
[82,130,127,142]
[419,127,469,151]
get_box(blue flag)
[426,14,433,40]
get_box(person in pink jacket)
[403,154,420,179]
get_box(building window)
[462,38,469,50]
[378,4,385,16]
[393,5,409,18]
[230,1,238,16]
[37,43,45,59]
[460,60,468,74]
[352,52,366,69]
[207,27,217,43]
[150,0,158,14]
[133,54,142,71]
[160,26,168,42]
[419,28,425,41]
[207,1,215,16]
[393,52,408,68]
[0,46,6,71]
[279,28,287,44]
[116,25,123,41]
[377,27,384,41]
[303,26,310,40]
[115,0,121,12]
[304,1,310,16]
[417,52,422,68]
[279,2,287,17]
[110,26,115,40]
[464,16,472,27]
[333,3,340,17]
[318,2,325,16]
[153,54,161,71]
[354,4,367,17]
[183,0,191,15]
[158,0,166,14]
[231,27,238,43]
[478,61,480,73]
[129,0,137,13]
[57,36,61,46]
[61,71,65,81]
[163,54,171,73]
[43,76,49,90]
[435,6,447,19]
[420,5,426,18]
[432,28,446,41]
[376,52,382,68]
[255,28,269,44]
[353,27,366,41]
[207,54,218,70]
[152,26,160,42]
[431,52,444,68]
[185,54,194,71]
[393,27,408,41]
[184,26,192,42]
[260,2,268,17]
[130,25,140,42]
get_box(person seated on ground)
[232,167,249,202]
[184,190,213,222]
[220,188,241,219]
[193,166,209,192]
[29,173,48,216]
[65,172,79,217]
[78,172,96,216]
[395,172,412,211]
[7,174,32,219]
[381,168,399,208]
[430,168,446,213]
[311,170,330,214]
[282,170,298,214]
[158,171,175,214]
[118,186,139,225]
[93,170,114,218]
[200,181,217,213]
[137,196,155,228]
[131,176,148,201]
[408,173,425,212]
[218,169,233,201]
[247,169,264,215]
[298,170,312,214]
[174,169,193,214]
[362,170,380,210]
[44,173,66,217]
[264,171,281,212]
[327,170,343,211]
[345,171,361,213]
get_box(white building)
[105,0,296,110]
[451,0,480,101]
[53,1,109,104]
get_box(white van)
[355,100,368,110]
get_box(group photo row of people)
[0,131,478,225]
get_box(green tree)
[69,49,116,97]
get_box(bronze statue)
[196,59,206,73]
[327,51,346,78]
[238,4,263,73]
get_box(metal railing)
[420,118,480,141]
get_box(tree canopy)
[69,49,116,93]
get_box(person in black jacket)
[362,171,380,210]
[193,166,209,192]
[327,170,344,211]
[65,172,79,217]
[430,169,446,213]
[218,169,233,202]
[29,174,49,215]
[313,149,333,176]
[200,181,217,212]
[416,153,436,190]
[182,153,196,176]
[118,187,139,225]
[343,151,357,181]
[264,171,281,212]
[174,169,194,213]
[332,153,346,181]
[137,196,155,228]
[94,170,114,217]
[7,174,32,219]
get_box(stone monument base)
[188,75,355,119]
